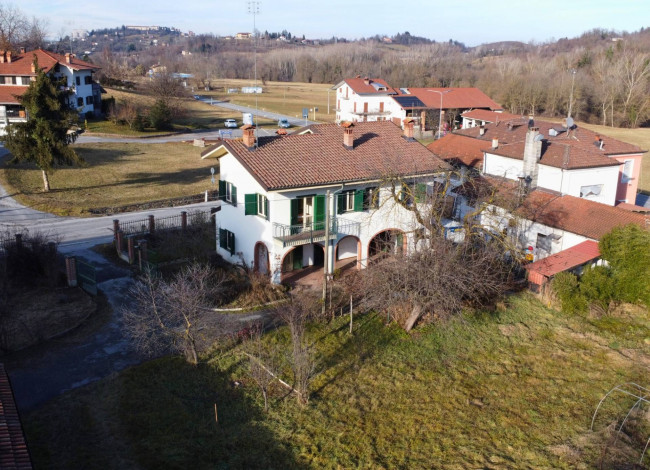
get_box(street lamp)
[428,89,453,139]
[568,69,577,118]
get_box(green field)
[24,294,650,469]
[0,142,216,216]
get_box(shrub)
[579,265,615,312]
[148,99,173,130]
[551,271,587,315]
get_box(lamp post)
[428,89,452,139]
[568,69,577,118]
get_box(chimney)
[31,62,36,73]
[242,124,256,149]
[275,129,287,135]
[403,119,415,140]
[522,127,542,189]
[65,53,71,64]
[492,138,498,149]
[479,125,485,136]
[363,77,370,85]
[0,51,5,64]
[6,50,11,63]
[342,121,354,149]
[19,47,25,54]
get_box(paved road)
[76,98,318,144]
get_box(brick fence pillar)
[116,230,124,255]
[148,215,155,234]
[113,219,120,239]
[181,211,187,231]
[127,237,135,264]
[65,256,77,287]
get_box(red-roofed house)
[0,48,101,134]
[525,240,601,291]
[461,109,523,129]
[200,121,451,284]
[334,77,398,124]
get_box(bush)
[579,265,615,312]
[148,100,173,130]
[551,271,587,315]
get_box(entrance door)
[292,246,303,270]
[314,244,324,266]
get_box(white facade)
[55,67,97,115]
[213,149,439,283]
[335,82,394,124]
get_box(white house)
[201,121,451,284]
[333,77,398,124]
[461,109,522,129]
[0,48,102,133]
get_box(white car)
[224,119,238,128]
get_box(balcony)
[352,109,390,116]
[273,217,360,247]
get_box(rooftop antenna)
[248,1,260,145]
[567,68,577,118]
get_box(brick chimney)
[242,124,256,149]
[6,50,11,63]
[31,61,36,73]
[492,138,498,149]
[65,53,71,64]
[275,129,287,135]
[0,51,5,64]
[522,127,542,189]
[363,77,370,85]
[403,118,415,140]
[342,121,354,149]
[19,47,25,54]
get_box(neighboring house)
[236,32,253,39]
[333,77,398,124]
[0,48,101,133]
[200,121,450,284]
[461,109,523,129]
[452,174,648,263]
[333,77,503,132]
[435,119,646,206]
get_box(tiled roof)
[341,78,398,95]
[516,188,648,240]
[461,109,523,123]
[490,140,619,170]
[455,119,644,156]
[398,87,502,111]
[210,121,451,190]
[0,49,99,76]
[616,202,650,213]
[427,133,491,168]
[0,363,32,470]
[525,240,600,277]
[0,86,27,104]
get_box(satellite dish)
[534,134,545,142]
[566,117,574,128]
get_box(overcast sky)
[20,0,650,46]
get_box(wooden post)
[116,230,124,256]
[148,214,155,234]
[127,237,135,264]
[349,295,353,334]
[113,219,120,239]
[181,211,188,231]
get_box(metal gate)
[76,259,97,296]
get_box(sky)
[19,0,650,47]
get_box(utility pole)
[568,69,577,118]
[248,1,260,143]
[322,189,330,316]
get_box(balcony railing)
[351,109,390,116]
[273,217,360,247]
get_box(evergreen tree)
[2,57,82,192]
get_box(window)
[75,76,80,86]
[363,187,379,210]
[536,233,551,253]
[77,97,83,107]
[337,190,363,214]
[580,184,603,199]
[85,96,93,105]
[244,193,269,219]
[84,76,92,85]
[399,184,415,206]
[219,228,235,255]
[218,180,237,206]
[622,160,634,183]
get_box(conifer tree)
[2,57,82,192]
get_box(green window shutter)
[315,195,326,223]
[354,190,364,211]
[290,198,300,226]
[228,231,235,255]
[219,228,226,250]
[231,185,237,206]
[244,194,257,215]
[415,183,427,203]
[337,193,345,214]
[264,197,269,220]
[218,180,226,200]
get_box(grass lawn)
[201,79,336,123]
[0,142,216,216]
[24,294,650,469]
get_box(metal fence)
[119,218,150,237]
[117,209,213,238]
[76,258,97,296]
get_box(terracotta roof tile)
[0,86,27,104]
[342,78,398,95]
[0,363,32,469]
[525,240,600,277]
[0,49,99,76]
[490,140,619,170]
[217,121,451,190]
[427,134,491,168]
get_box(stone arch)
[335,235,362,270]
[368,228,407,259]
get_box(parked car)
[278,118,290,128]
[224,119,238,128]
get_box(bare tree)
[123,262,227,365]
[0,3,26,51]
[242,323,277,412]
[146,71,187,106]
